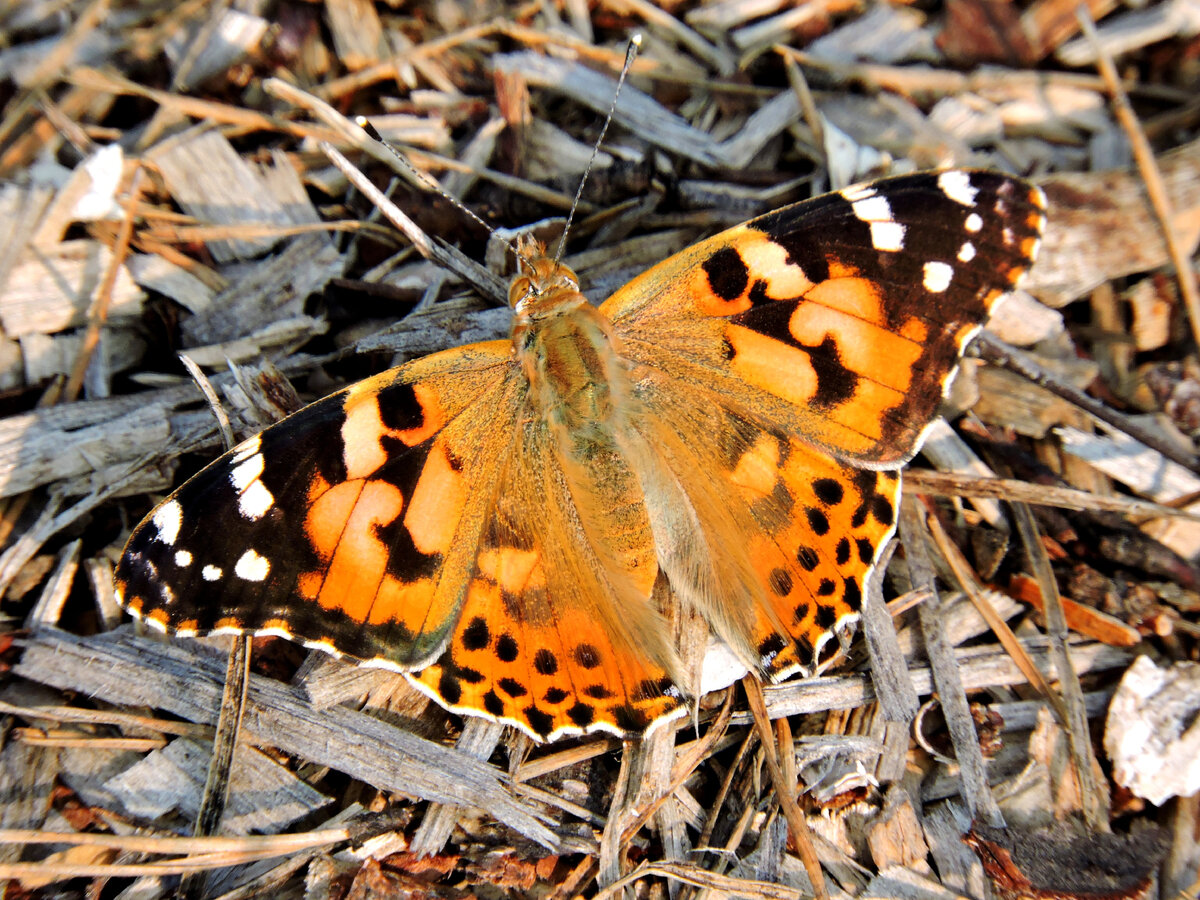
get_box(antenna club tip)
[356,117,382,141]
[631,33,643,47]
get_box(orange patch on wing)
[314,479,404,622]
[305,480,363,562]
[371,575,436,627]
[804,277,885,325]
[729,434,782,498]
[478,546,544,594]
[297,571,321,601]
[404,443,467,555]
[899,316,929,344]
[788,303,922,394]
[827,378,906,441]
[725,325,819,407]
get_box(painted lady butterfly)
[115,169,1045,741]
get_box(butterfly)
[115,169,1045,742]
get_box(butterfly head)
[508,236,584,322]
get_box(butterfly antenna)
[553,33,642,266]
[355,117,536,271]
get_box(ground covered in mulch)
[1,1,1200,898]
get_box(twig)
[1075,4,1200,355]
[901,497,1005,826]
[742,676,828,900]
[975,333,1199,476]
[1010,501,1111,831]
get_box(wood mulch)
[1,1,1199,898]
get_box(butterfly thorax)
[509,246,632,442]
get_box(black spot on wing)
[498,677,526,698]
[376,380,429,433]
[843,576,862,611]
[806,507,830,537]
[806,334,859,410]
[496,634,519,662]
[524,705,554,737]
[703,246,749,301]
[438,670,462,705]
[574,643,601,668]
[567,703,595,727]
[461,617,490,650]
[534,649,558,675]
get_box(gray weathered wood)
[14,629,558,849]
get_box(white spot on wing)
[870,221,905,252]
[174,550,193,567]
[841,184,875,201]
[202,565,223,581]
[851,195,890,221]
[923,261,954,293]
[152,501,182,546]
[230,454,265,490]
[938,170,977,207]
[965,212,983,233]
[958,241,976,262]
[238,480,274,520]
[235,549,270,582]
[231,434,262,463]
[849,194,906,252]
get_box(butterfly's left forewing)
[116,342,519,669]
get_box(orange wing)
[116,343,686,740]
[604,170,1045,466]
[409,405,684,739]
[602,171,1043,678]
[116,342,518,669]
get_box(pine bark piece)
[323,0,388,72]
[0,239,144,337]
[147,129,304,263]
[0,400,169,499]
[181,234,343,346]
[1105,655,1200,805]
[1026,140,1200,307]
[14,629,558,849]
[757,638,1131,720]
[103,737,330,835]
